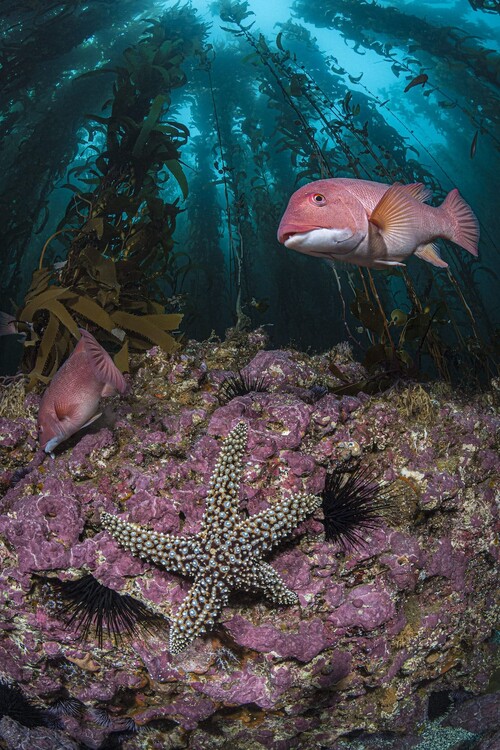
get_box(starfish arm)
[169,576,229,654]
[101,512,199,576]
[236,492,321,555]
[236,560,299,605]
[201,422,248,533]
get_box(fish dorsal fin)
[405,182,432,203]
[414,242,449,268]
[369,184,419,249]
[78,328,127,394]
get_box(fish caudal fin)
[441,189,479,257]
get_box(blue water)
[1,0,499,375]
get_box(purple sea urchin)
[320,463,394,549]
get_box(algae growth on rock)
[0,329,498,748]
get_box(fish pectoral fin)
[414,242,448,268]
[369,184,419,249]
[54,401,78,422]
[368,222,387,257]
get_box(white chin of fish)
[284,227,354,255]
[44,435,64,455]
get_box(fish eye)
[310,193,327,206]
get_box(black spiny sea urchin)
[320,463,394,550]
[218,370,269,404]
[48,574,166,647]
[0,680,47,728]
[50,696,85,719]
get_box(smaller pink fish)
[277,178,480,270]
[38,328,126,455]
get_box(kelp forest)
[1,0,499,392]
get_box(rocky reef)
[0,330,498,749]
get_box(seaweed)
[0,374,27,417]
[15,6,210,387]
[213,2,498,383]
[1,0,497,386]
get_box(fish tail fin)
[0,311,17,336]
[441,189,479,257]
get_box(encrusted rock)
[0,332,498,749]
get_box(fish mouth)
[43,435,65,454]
[280,226,359,256]
[277,224,321,245]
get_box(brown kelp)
[0,0,155,304]
[15,6,210,387]
[0,0,497,388]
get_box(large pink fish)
[277,178,479,269]
[38,328,126,455]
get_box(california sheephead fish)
[38,328,126,455]
[277,178,479,270]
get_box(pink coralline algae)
[0,330,498,749]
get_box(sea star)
[101,422,321,653]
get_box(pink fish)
[277,178,479,269]
[38,328,126,455]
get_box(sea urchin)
[320,462,394,550]
[218,370,269,404]
[0,680,47,728]
[47,574,166,647]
